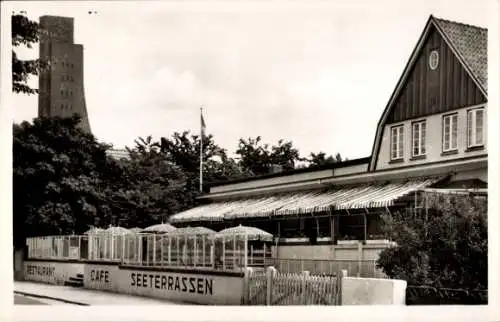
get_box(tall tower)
[38,15,91,134]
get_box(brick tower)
[38,15,91,134]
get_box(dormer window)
[467,108,485,148]
[391,125,404,160]
[412,121,426,157]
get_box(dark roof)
[433,16,488,92]
[207,157,371,188]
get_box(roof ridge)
[432,16,487,31]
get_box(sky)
[7,0,491,160]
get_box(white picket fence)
[243,267,346,305]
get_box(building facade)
[106,148,131,161]
[165,16,487,266]
[38,15,91,134]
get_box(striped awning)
[169,177,440,223]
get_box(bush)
[377,192,487,291]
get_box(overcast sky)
[7,0,491,160]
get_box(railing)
[264,258,385,278]
[26,236,87,260]
[26,235,382,278]
[244,267,344,305]
[26,233,273,272]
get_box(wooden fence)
[243,267,346,305]
[265,257,384,278]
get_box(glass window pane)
[476,110,484,145]
[451,116,458,149]
[468,111,473,147]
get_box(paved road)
[14,294,48,305]
[15,281,182,305]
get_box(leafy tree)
[102,149,187,229]
[377,193,487,290]
[308,151,344,167]
[132,135,161,156]
[12,13,47,95]
[270,139,303,171]
[154,131,246,202]
[158,131,226,174]
[236,137,304,175]
[13,115,109,246]
[235,136,272,176]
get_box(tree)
[13,115,110,246]
[235,136,272,176]
[308,151,344,167]
[102,147,188,228]
[269,139,303,171]
[376,193,487,290]
[158,131,226,173]
[12,13,47,95]
[154,131,246,204]
[236,137,304,175]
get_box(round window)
[429,50,439,70]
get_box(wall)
[387,26,486,124]
[274,241,394,277]
[341,277,407,305]
[376,104,487,170]
[211,169,334,194]
[275,241,394,261]
[23,260,84,285]
[451,168,487,183]
[82,263,245,305]
[333,163,368,176]
[14,249,24,281]
[84,262,120,292]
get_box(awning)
[169,177,441,223]
[421,188,488,195]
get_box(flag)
[201,112,206,137]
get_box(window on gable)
[429,50,439,70]
[391,125,404,160]
[412,121,426,157]
[467,108,485,148]
[443,114,458,152]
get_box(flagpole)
[199,106,203,193]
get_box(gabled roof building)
[166,15,488,271]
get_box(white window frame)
[390,125,404,160]
[442,113,458,152]
[412,120,426,157]
[467,108,485,148]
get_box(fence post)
[301,270,310,305]
[266,266,276,306]
[357,242,362,277]
[242,267,253,305]
[161,235,164,266]
[78,236,81,259]
[121,235,125,263]
[152,235,156,265]
[168,237,171,266]
[337,269,348,305]
[244,234,248,269]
